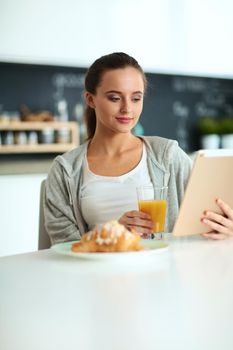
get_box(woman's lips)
[115,117,133,124]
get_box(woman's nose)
[120,99,131,113]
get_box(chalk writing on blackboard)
[52,73,85,88]
[195,102,218,117]
[172,77,207,93]
[203,92,225,106]
[173,101,190,151]
[51,73,85,117]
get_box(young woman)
[44,52,233,245]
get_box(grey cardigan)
[44,136,192,245]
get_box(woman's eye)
[132,97,142,102]
[108,96,120,102]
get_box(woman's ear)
[84,92,95,109]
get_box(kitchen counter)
[0,157,54,175]
[1,235,233,350]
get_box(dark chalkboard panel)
[1,62,233,152]
[141,73,233,151]
[0,62,86,118]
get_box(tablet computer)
[172,149,233,236]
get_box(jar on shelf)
[15,131,27,145]
[28,131,38,145]
[40,128,55,144]
[56,128,70,143]
[4,131,14,145]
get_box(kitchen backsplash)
[1,62,233,152]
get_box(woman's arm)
[44,161,81,245]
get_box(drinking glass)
[137,185,168,239]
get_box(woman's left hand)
[201,198,233,240]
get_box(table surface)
[1,235,233,350]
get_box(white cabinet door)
[0,174,47,257]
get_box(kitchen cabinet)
[1,1,233,77]
[0,174,47,256]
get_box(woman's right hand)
[119,210,154,237]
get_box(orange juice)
[139,200,167,232]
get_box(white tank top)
[80,143,153,230]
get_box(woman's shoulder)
[143,135,177,147]
[142,135,191,168]
[49,142,88,176]
[142,135,178,158]
[60,142,87,161]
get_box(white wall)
[0,0,233,77]
[0,174,46,256]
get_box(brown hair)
[84,52,147,140]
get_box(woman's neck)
[88,132,140,157]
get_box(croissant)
[71,220,144,253]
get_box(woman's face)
[85,67,144,135]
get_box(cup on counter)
[136,185,168,239]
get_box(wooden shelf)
[0,143,78,154]
[0,121,79,154]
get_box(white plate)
[51,239,168,261]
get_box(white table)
[1,236,233,350]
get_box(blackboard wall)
[142,74,233,151]
[1,62,233,152]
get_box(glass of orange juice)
[137,185,168,239]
